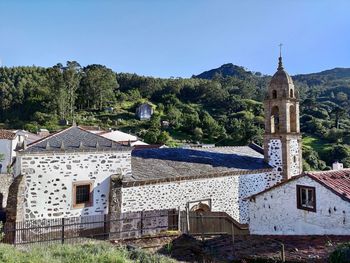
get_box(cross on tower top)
[278,43,284,70]
[279,43,283,58]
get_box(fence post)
[61,218,65,244]
[200,213,205,242]
[103,214,108,240]
[13,222,17,247]
[140,211,144,237]
[231,223,235,244]
[281,243,286,262]
[186,207,190,234]
[177,206,181,232]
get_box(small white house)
[98,130,148,147]
[248,169,350,235]
[136,103,153,120]
[0,130,42,173]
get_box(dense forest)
[1,62,350,171]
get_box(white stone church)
[4,55,349,236]
[5,55,304,229]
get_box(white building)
[136,103,153,120]
[0,130,41,173]
[248,169,350,235]
[97,130,148,147]
[9,126,132,221]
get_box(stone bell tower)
[263,54,302,180]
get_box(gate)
[180,211,249,237]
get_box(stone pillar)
[5,174,25,244]
[108,174,123,240]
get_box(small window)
[297,185,316,212]
[73,182,93,208]
[272,90,277,99]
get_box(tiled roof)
[248,169,350,202]
[0,130,16,140]
[307,169,350,202]
[20,126,131,153]
[127,146,272,182]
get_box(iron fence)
[2,210,179,246]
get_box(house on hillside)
[0,130,42,173]
[7,126,132,222]
[136,103,153,120]
[248,168,350,235]
[96,130,148,147]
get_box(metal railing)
[2,210,179,246]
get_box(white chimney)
[332,161,344,170]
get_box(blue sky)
[0,0,349,77]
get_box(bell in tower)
[263,51,302,180]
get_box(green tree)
[80,64,118,110]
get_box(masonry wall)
[0,174,13,209]
[18,151,131,221]
[249,176,350,235]
[0,139,15,173]
[121,171,281,224]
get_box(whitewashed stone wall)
[267,139,282,172]
[18,151,131,220]
[289,139,300,176]
[121,171,281,224]
[249,176,350,235]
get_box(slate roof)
[128,146,272,182]
[0,130,16,140]
[248,169,350,202]
[20,126,131,154]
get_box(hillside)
[193,63,263,80]
[0,62,350,171]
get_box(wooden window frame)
[296,185,316,212]
[72,181,94,209]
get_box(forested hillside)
[0,62,350,171]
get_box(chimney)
[332,161,344,170]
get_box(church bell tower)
[263,53,302,180]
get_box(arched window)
[190,203,211,213]
[290,105,297,132]
[271,106,280,133]
[290,89,294,98]
[272,90,277,99]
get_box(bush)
[329,242,350,263]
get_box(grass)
[0,242,176,263]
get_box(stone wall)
[0,174,13,209]
[17,150,131,221]
[120,171,282,224]
[249,176,350,235]
[267,139,283,172]
[289,139,300,176]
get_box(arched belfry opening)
[290,89,294,98]
[272,90,277,99]
[290,105,297,132]
[270,106,280,133]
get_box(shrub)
[329,242,350,263]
